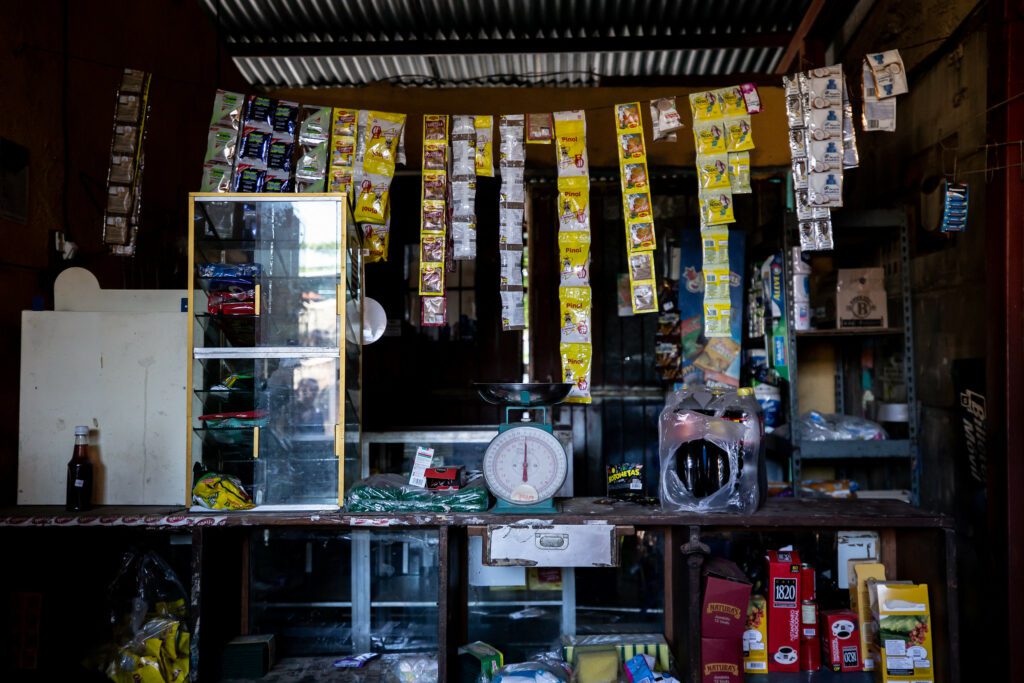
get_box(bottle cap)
[738,387,754,397]
[74,426,89,436]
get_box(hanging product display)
[941,181,969,232]
[862,49,907,133]
[234,95,275,193]
[420,115,449,326]
[498,114,526,332]
[201,89,244,193]
[526,112,554,144]
[614,101,659,316]
[104,68,152,256]
[554,110,593,404]
[649,97,684,142]
[474,115,494,177]
[451,115,478,260]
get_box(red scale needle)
[522,440,529,482]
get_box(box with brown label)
[702,557,753,640]
[701,637,742,683]
[850,561,886,672]
[742,595,768,674]
[872,583,934,682]
[821,609,862,672]
[837,268,888,328]
[766,550,801,672]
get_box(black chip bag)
[607,463,645,500]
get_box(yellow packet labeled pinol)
[614,102,643,132]
[557,175,590,228]
[560,342,593,404]
[724,115,755,152]
[696,153,730,189]
[703,265,732,301]
[718,86,748,117]
[354,174,390,224]
[728,152,751,193]
[474,115,494,177]
[558,231,591,286]
[559,286,592,343]
[554,113,588,176]
[693,121,727,154]
[363,111,406,176]
[689,90,722,121]
[700,188,735,225]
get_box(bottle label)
[74,479,85,488]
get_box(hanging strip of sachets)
[420,115,449,326]
[498,115,526,332]
[451,116,478,260]
[613,102,659,316]
[554,110,592,405]
[105,68,152,256]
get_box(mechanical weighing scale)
[474,382,573,514]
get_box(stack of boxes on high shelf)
[701,533,935,682]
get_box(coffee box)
[702,557,753,640]
[701,637,742,683]
[850,561,886,672]
[872,583,934,682]
[766,550,802,672]
[821,609,862,672]
[742,595,768,674]
[837,268,888,328]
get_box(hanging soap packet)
[204,127,238,166]
[233,163,266,193]
[499,114,526,162]
[806,66,843,108]
[263,170,292,193]
[696,153,730,189]
[267,137,294,171]
[474,116,494,177]
[740,83,762,114]
[499,207,524,245]
[807,107,843,141]
[807,170,843,208]
[526,112,554,143]
[693,121,727,155]
[866,50,908,98]
[728,152,751,193]
[239,126,272,162]
[298,106,331,144]
[699,188,736,225]
[689,90,722,122]
[559,286,592,343]
[560,342,593,403]
[453,221,477,260]
[558,231,591,286]
[808,138,843,173]
[724,116,755,152]
[271,100,299,137]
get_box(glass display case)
[187,194,362,509]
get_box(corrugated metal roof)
[203,0,805,87]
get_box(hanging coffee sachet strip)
[420,115,450,326]
[498,114,526,332]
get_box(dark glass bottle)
[66,426,93,511]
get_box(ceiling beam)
[225,33,793,59]
[774,0,828,75]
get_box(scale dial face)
[483,426,567,505]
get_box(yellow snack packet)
[330,136,355,168]
[622,161,649,191]
[421,199,446,233]
[624,189,653,223]
[419,264,445,295]
[362,111,406,176]
[191,473,255,510]
[693,121,727,154]
[724,115,755,152]
[420,234,445,265]
[363,207,391,263]
[689,90,722,121]
[700,188,735,225]
[558,231,591,286]
[560,342,593,404]
[421,169,447,202]
[559,286,592,343]
[704,302,732,338]
[557,175,590,227]
[331,108,357,138]
[701,226,730,266]
[627,221,657,252]
[703,265,732,301]
[614,102,643,132]
[353,174,390,224]
[728,151,751,193]
[554,114,588,175]
[474,115,494,177]
[718,86,748,117]
[696,153,730,189]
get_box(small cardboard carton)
[821,609,862,672]
[837,268,888,328]
[766,550,802,672]
[850,561,887,671]
[702,557,753,640]
[837,531,879,589]
[701,637,742,683]
[871,583,935,682]
[742,595,768,674]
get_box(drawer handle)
[535,533,568,550]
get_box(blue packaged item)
[941,181,969,233]
[197,263,262,278]
[624,654,656,683]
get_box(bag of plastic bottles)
[659,385,764,513]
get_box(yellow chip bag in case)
[718,86,748,117]
[728,152,751,193]
[354,174,390,224]
[474,115,494,177]
[192,472,255,510]
[362,111,406,176]
[689,90,722,121]
[724,115,755,152]
[696,153,730,189]
[614,102,643,132]
[700,188,735,225]
[560,342,593,404]
[559,286,592,343]
[558,231,591,286]
[693,121,727,154]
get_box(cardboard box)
[850,561,887,672]
[821,609,862,672]
[872,583,934,682]
[742,595,768,674]
[425,466,464,490]
[702,557,753,640]
[837,268,888,328]
[766,550,802,672]
[837,531,879,590]
[701,637,742,683]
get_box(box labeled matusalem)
[742,595,768,674]
[821,609,862,672]
[701,637,742,683]
[766,550,801,672]
[871,584,934,682]
[702,557,753,640]
[837,268,888,328]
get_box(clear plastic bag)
[493,659,571,683]
[659,386,763,513]
[778,410,888,441]
[346,473,490,513]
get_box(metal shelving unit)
[782,209,920,504]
